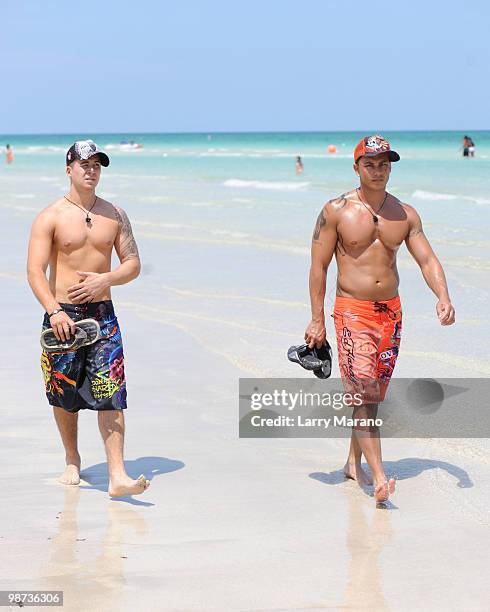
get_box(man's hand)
[67,271,110,304]
[304,319,326,349]
[49,311,76,342]
[436,300,455,326]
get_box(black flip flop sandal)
[287,341,332,379]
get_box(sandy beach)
[1,132,490,611]
[1,276,489,611]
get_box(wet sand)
[1,270,490,611]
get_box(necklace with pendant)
[64,195,98,224]
[356,188,388,223]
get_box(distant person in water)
[5,144,14,164]
[296,156,304,175]
[462,135,475,158]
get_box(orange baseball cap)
[354,134,400,163]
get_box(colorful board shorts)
[333,295,402,404]
[40,301,127,413]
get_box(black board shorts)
[40,301,127,413]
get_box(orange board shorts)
[333,295,402,404]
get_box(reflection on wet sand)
[338,492,393,611]
[41,486,148,611]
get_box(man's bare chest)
[54,213,118,253]
[337,212,409,252]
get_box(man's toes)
[137,475,150,491]
[58,466,80,485]
[374,482,389,502]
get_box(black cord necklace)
[64,195,98,224]
[356,188,388,223]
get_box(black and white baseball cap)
[66,140,110,167]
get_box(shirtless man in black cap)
[27,140,150,497]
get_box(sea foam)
[412,190,490,205]
[223,179,310,191]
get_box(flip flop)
[41,318,101,353]
[288,344,322,370]
[287,341,332,378]
[312,342,332,379]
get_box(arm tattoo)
[332,194,347,208]
[114,206,139,260]
[409,226,424,238]
[313,210,326,241]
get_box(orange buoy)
[327,144,337,154]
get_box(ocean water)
[1,131,489,378]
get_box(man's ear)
[353,162,359,177]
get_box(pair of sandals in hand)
[41,319,101,353]
[287,340,332,378]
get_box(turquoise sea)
[1,131,489,377]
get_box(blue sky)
[2,1,489,133]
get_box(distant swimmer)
[296,156,304,175]
[462,135,475,158]
[5,144,14,164]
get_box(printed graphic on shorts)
[89,326,126,408]
[109,346,125,385]
[91,370,121,401]
[377,320,402,383]
[340,327,358,384]
[391,320,402,344]
[41,350,76,398]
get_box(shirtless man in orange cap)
[305,135,455,503]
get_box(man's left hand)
[436,300,455,326]
[67,271,110,304]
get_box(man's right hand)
[304,319,327,349]
[49,311,76,342]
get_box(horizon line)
[1,128,489,138]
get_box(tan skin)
[27,156,141,341]
[27,155,150,497]
[304,152,455,502]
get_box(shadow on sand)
[309,456,473,506]
[79,456,184,506]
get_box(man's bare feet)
[58,454,81,485]
[108,474,150,497]
[374,478,396,503]
[343,461,373,487]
